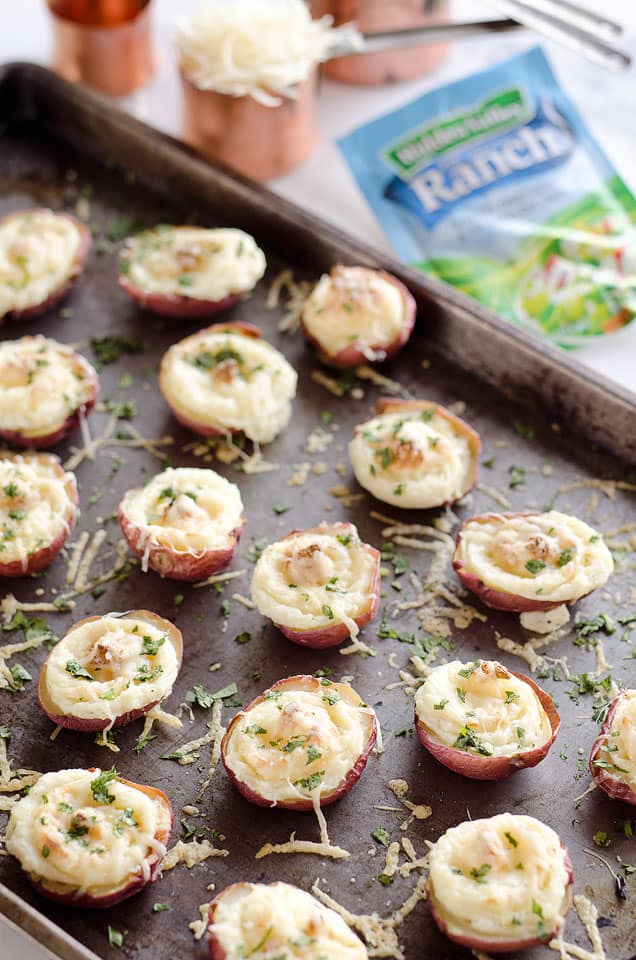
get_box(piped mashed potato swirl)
[455,510,613,604]
[177,0,361,106]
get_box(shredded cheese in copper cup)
[176,0,354,181]
[47,0,155,97]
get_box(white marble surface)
[0,2,634,957]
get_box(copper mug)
[180,70,318,182]
[312,0,450,84]
[47,0,156,96]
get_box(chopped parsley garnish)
[504,690,520,704]
[469,863,491,884]
[508,465,526,488]
[454,726,492,756]
[321,604,334,620]
[336,533,353,546]
[556,547,574,567]
[372,827,392,847]
[107,926,126,948]
[434,699,449,711]
[322,690,340,706]
[65,659,94,681]
[134,664,163,683]
[377,873,394,887]
[456,687,467,703]
[272,504,289,515]
[41,844,50,858]
[504,831,518,847]
[294,771,324,791]
[153,903,170,913]
[91,768,117,805]
[306,745,322,764]
[376,447,396,470]
[90,335,144,367]
[516,727,526,746]
[245,724,267,736]
[141,634,166,656]
[234,631,251,644]
[525,558,546,574]
[512,420,535,440]
[186,682,238,708]
[458,661,480,679]
[282,736,306,753]
[3,482,19,498]
[593,830,611,848]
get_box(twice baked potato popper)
[159,322,297,444]
[5,768,172,908]
[118,226,266,317]
[301,265,416,367]
[38,610,183,732]
[118,466,245,581]
[221,675,377,810]
[349,398,480,509]
[427,813,573,952]
[590,688,636,805]
[208,881,368,960]
[414,659,560,780]
[0,208,91,321]
[0,452,78,577]
[0,335,99,448]
[250,521,381,649]
[453,510,614,612]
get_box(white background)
[0,1,634,957]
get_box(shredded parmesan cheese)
[354,365,410,398]
[160,838,229,873]
[256,832,350,861]
[193,569,245,589]
[550,895,609,960]
[65,531,89,585]
[189,901,212,941]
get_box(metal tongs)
[326,0,630,72]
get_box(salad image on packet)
[338,46,636,346]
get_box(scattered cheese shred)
[255,832,350,861]
[74,529,107,590]
[0,633,52,690]
[160,838,229,873]
[340,636,377,658]
[289,462,311,486]
[193,569,245,590]
[189,901,212,941]
[382,841,401,878]
[387,779,432,832]
[354,364,410,398]
[66,531,89,585]
[266,269,312,333]
[196,701,225,799]
[549,895,609,960]
[64,412,117,471]
[312,876,428,960]
[0,738,41,795]
[475,482,512,509]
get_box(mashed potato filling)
[455,511,613,602]
[121,467,243,557]
[6,769,169,897]
[0,336,96,437]
[160,329,297,444]
[303,266,405,359]
[212,882,367,959]
[428,814,570,943]
[251,524,378,636]
[0,453,76,569]
[0,210,83,316]
[42,614,179,722]
[415,660,552,757]
[223,679,374,804]
[121,227,265,302]
[349,405,478,509]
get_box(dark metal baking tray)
[0,62,634,960]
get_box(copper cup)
[180,71,318,182]
[47,0,156,97]
[312,0,450,85]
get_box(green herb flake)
[107,926,126,948]
[65,659,94,681]
[469,863,491,884]
[525,558,546,575]
[91,767,117,805]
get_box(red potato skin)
[415,671,560,781]
[590,692,636,805]
[0,456,78,578]
[271,522,381,650]
[119,274,243,318]
[37,610,183,732]
[208,884,250,960]
[427,848,573,953]
[0,355,99,450]
[3,211,91,322]
[159,322,262,437]
[118,496,246,583]
[453,512,592,613]
[27,776,172,910]
[301,268,416,368]
[221,675,377,810]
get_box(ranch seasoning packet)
[338,46,636,346]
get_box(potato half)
[453,511,614,612]
[301,265,416,367]
[349,398,480,509]
[0,335,99,448]
[38,610,183,732]
[118,466,245,582]
[0,208,91,321]
[590,689,636,805]
[0,452,77,577]
[118,226,266,317]
[427,813,573,952]
[5,767,172,909]
[208,881,367,960]
[159,322,297,444]
[414,659,559,780]
[250,521,381,649]
[221,675,377,809]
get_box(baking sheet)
[0,63,635,960]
